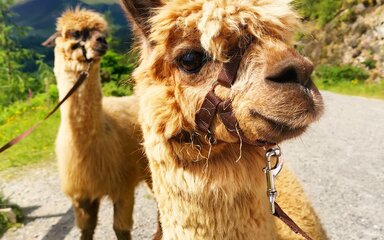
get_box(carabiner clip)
[264,146,284,214]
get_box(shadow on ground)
[14,205,75,240]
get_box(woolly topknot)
[56,7,108,35]
[150,0,301,61]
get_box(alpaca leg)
[113,188,135,240]
[73,198,100,240]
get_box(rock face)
[300,2,384,82]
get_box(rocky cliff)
[300,1,383,82]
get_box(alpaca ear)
[42,32,60,47]
[119,0,162,41]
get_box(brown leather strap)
[195,46,243,134]
[217,100,237,134]
[195,90,222,133]
[0,71,89,154]
[179,42,272,147]
[217,53,242,88]
[274,202,313,240]
[217,100,272,147]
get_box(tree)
[293,0,342,26]
[0,0,43,107]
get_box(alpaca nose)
[94,34,108,55]
[265,57,313,87]
[97,36,107,45]
[92,31,108,48]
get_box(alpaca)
[120,0,327,239]
[51,9,150,240]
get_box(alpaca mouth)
[249,109,307,134]
[94,47,107,56]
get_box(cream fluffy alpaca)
[120,0,327,239]
[53,9,149,240]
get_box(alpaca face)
[54,8,108,65]
[171,36,323,144]
[124,0,324,145]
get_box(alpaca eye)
[71,31,81,39]
[178,51,206,74]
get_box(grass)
[313,64,384,99]
[0,94,59,172]
[0,68,131,173]
[316,80,384,99]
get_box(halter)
[173,43,274,147]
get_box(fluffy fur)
[120,0,327,239]
[53,8,150,240]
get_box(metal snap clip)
[264,146,284,214]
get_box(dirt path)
[1,91,384,240]
[0,165,157,240]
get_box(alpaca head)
[45,8,108,68]
[122,0,324,153]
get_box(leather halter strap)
[274,202,314,240]
[191,45,273,147]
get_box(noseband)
[72,41,93,63]
[174,44,274,147]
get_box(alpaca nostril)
[266,59,313,86]
[97,37,107,44]
[267,66,299,84]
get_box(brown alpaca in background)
[121,0,327,239]
[51,8,150,240]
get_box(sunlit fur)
[123,0,327,239]
[54,8,150,239]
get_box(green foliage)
[294,0,343,26]
[0,0,47,107]
[316,0,343,26]
[102,81,131,97]
[362,59,376,70]
[315,78,384,99]
[314,64,369,86]
[314,64,383,99]
[100,11,136,96]
[0,194,23,236]
[101,50,135,96]
[0,208,6,236]
[101,51,134,82]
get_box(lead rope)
[264,147,313,240]
[0,45,93,154]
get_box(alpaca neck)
[56,62,103,137]
[148,142,277,240]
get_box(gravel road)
[1,91,384,240]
